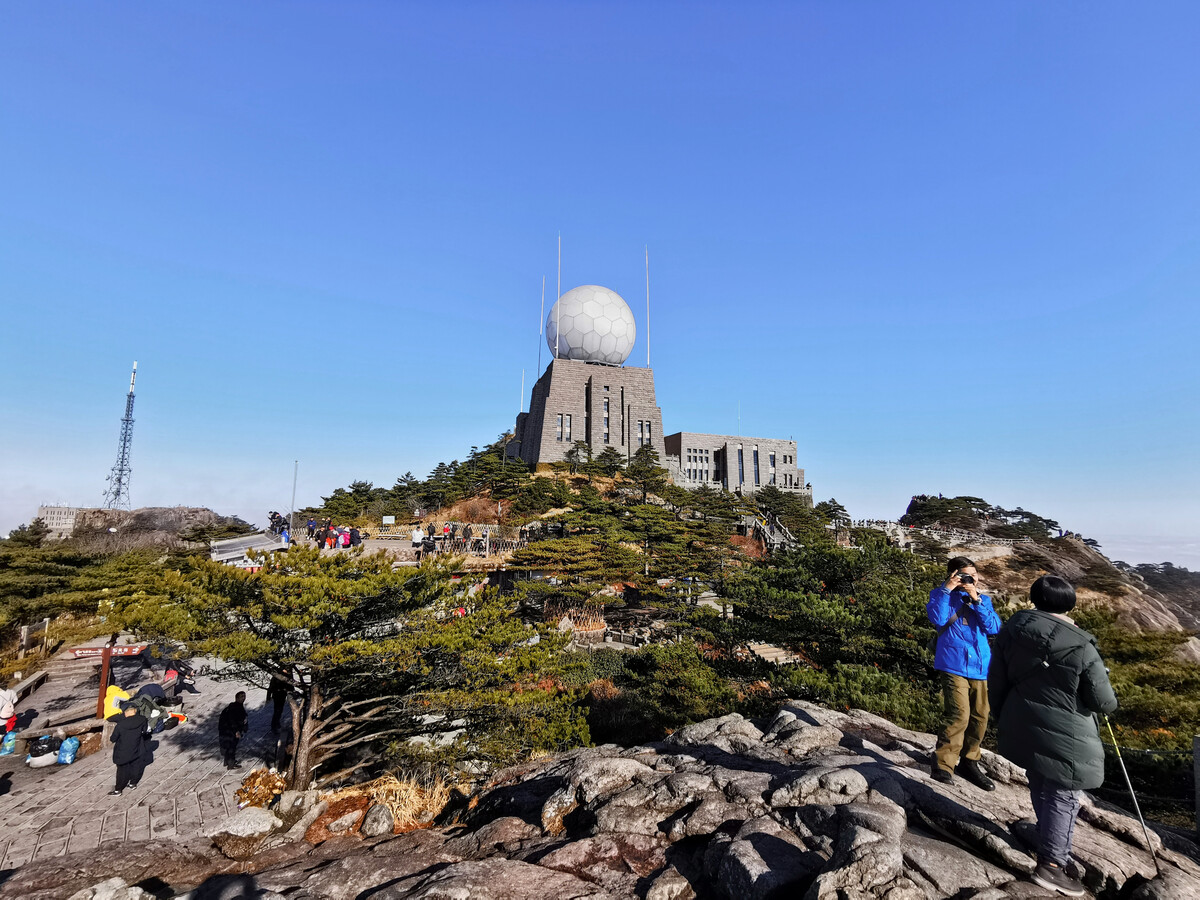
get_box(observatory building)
[510,284,811,500]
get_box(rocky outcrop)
[6,703,1199,899]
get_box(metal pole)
[645,245,650,368]
[96,636,116,719]
[290,460,298,536]
[1104,715,1161,876]
[555,234,561,360]
[538,276,544,374]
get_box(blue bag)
[57,736,80,765]
[0,731,15,756]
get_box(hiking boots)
[930,765,954,784]
[956,758,996,791]
[1032,862,1085,896]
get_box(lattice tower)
[102,362,137,510]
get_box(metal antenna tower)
[102,361,137,510]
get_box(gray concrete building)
[512,358,665,469]
[663,432,809,497]
[36,505,81,539]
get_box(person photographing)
[927,556,1002,789]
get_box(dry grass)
[322,773,454,830]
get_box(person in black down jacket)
[109,705,148,795]
[218,691,249,769]
[989,575,1117,897]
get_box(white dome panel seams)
[546,285,636,365]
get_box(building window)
[737,446,744,485]
[753,447,760,485]
[556,414,563,441]
[769,452,776,469]
[564,414,572,441]
[604,385,609,392]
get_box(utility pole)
[103,362,138,510]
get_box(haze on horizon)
[1,4,1197,569]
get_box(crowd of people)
[409,521,530,559]
[303,517,363,550]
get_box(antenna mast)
[555,233,561,359]
[645,245,651,368]
[102,361,137,510]
[537,275,545,374]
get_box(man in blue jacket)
[928,556,1002,789]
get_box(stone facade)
[512,359,665,469]
[664,432,810,498]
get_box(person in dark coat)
[109,706,148,795]
[989,575,1117,897]
[218,691,249,769]
[266,677,290,731]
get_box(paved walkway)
[0,647,277,870]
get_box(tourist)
[306,517,316,538]
[990,575,1117,897]
[411,525,423,549]
[349,526,362,547]
[927,556,1001,789]
[109,705,148,795]
[218,691,248,769]
[280,525,290,547]
[266,676,290,732]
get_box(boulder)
[361,803,396,837]
[207,806,284,860]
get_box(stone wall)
[514,359,665,468]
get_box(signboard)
[382,515,395,525]
[70,644,147,659]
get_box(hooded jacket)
[927,587,1002,680]
[110,713,148,765]
[988,609,1118,789]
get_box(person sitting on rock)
[927,556,1001,790]
[989,575,1117,897]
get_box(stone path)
[0,647,277,870]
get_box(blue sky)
[2,4,1197,567]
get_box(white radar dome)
[546,285,636,365]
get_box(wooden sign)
[70,644,147,659]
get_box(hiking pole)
[1102,715,1162,877]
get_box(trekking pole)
[1102,715,1162,877]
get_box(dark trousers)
[271,697,286,731]
[1028,770,1081,867]
[219,733,240,766]
[115,757,145,790]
